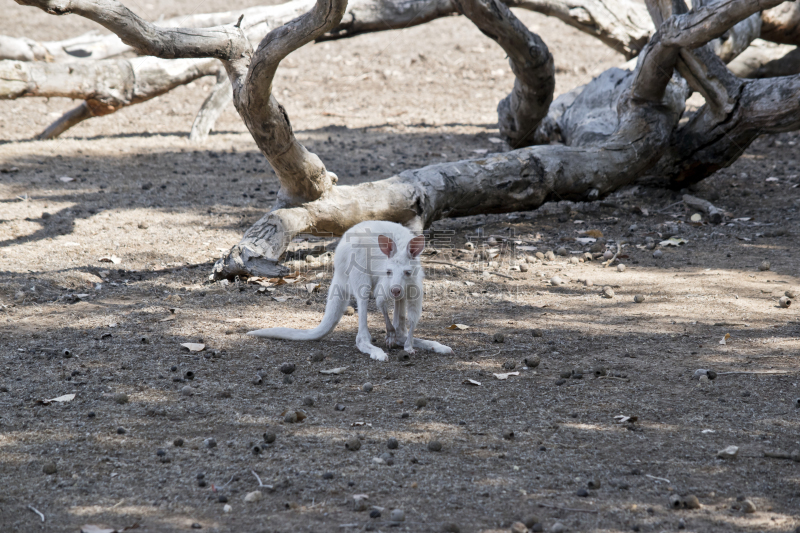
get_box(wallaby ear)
[378,235,397,258]
[408,235,425,258]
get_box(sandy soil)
[1,1,800,532]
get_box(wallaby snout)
[391,285,403,298]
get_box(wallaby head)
[378,233,425,301]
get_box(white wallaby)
[247,221,452,361]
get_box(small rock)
[523,516,540,528]
[303,397,315,406]
[279,363,296,375]
[310,351,324,362]
[415,397,428,408]
[116,427,127,435]
[603,250,614,260]
[535,252,545,260]
[441,523,461,533]
[511,522,528,533]
[204,438,217,448]
[362,382,373,392]
[531,328,544,337]
[794,398,800,409]
[741,499,757,513]
[502,429,514,440]
[344,306,355,316]
[545,251,556,261]
[560,370,572,379]
[252,445,262,454]
[584,279,594,287]
[717,445,738,459]
[493,332,505,343]
[759,260,771,271]
[218,494,228,503]
[389,509,405,523]
[387,437,399,449]
[502,360,516,370]
[531,524,544,533]
[428,440,443,452]
[113,392,128,405]
[354,498,368,512]
[678,518,686,529]
[646,241,656,250]
[602,286,615,298]
[634,294,645,303]
[282,374,294,384]
[588,479,601,489]
[593,366,607,377]
[370,509,381,518]
[244,490,262,503]
[555,379,566,386]
[183,371,194,381]
[557,247,568,257]
[550,276,564,286]
[569,256,579,264]
[617,263,626,272]
[653,250,663,259]
[335,403,346,411]
[786,289,798,298]
[263,431,276,444]
[322,472,334,479]
[173,438,184,447]
[551,523,566,533]
[345,437,361,451]
[156,448,166,457]
[223,504,232,513]
[380,452,395,466]
[583,252,593,262]
[683,494,701,509]
[576,488,589,497]
[191,523,202,529]
[284,412,298,424]
[524,355,541,368]
[519,263,529,272]
[181,385,193,396]
[779,296,792,308]
[42,462,57,475]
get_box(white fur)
[247,221,453,361]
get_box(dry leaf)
[59,176,75,183]
[159,315,176,322]
[585,229,604,238]
[80,526,117,533]
[493,372,520,380]
[305,283,320,294]
[320,367,348,375]
[575,237,597,245]
[98,255,121,264]
[181,343,205,352]
[463,379,481,386]
[272,296,289,303]
[719,333,730,345]
[690,213,702,222]
[660,237,688,246]
[38,393,76,405]
[448,324,469,330]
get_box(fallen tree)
[9,0,799,280]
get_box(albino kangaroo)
[247,221,452,361]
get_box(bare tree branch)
[728,40,800,78]
[189,68,233,142]
[761,1,800,45]
[454,0,554,147]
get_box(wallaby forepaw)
[370,349,389,362]
[385,332,397,349]
[404,347,416,355]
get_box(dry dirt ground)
[2,2,800,532]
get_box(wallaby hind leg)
[354,296,388,361]
[398,297,453,354]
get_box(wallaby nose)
[391,286,402,298]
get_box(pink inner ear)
[408,235,425,258]
[378,235,396,258]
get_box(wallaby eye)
[387,270,392,276]
[404,270,412,276]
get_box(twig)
[424,260,515,279]
[27,505,45,522]
[251,469,273,489]
[537,502,598,513]
[603,242,621,268]
[234,14,244,28]
[220,474,236,488]
[656,200,683,214]
[763,449,800,462]
[479,350,502,358]
[717,370,797,376]
[645,474,670,483]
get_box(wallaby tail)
[247,274,349,341]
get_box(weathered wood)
[189,69,232,142]
[683,194,724,223]
[454,0,554,147]
[728,39,800,78]
[761,1,800,46]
